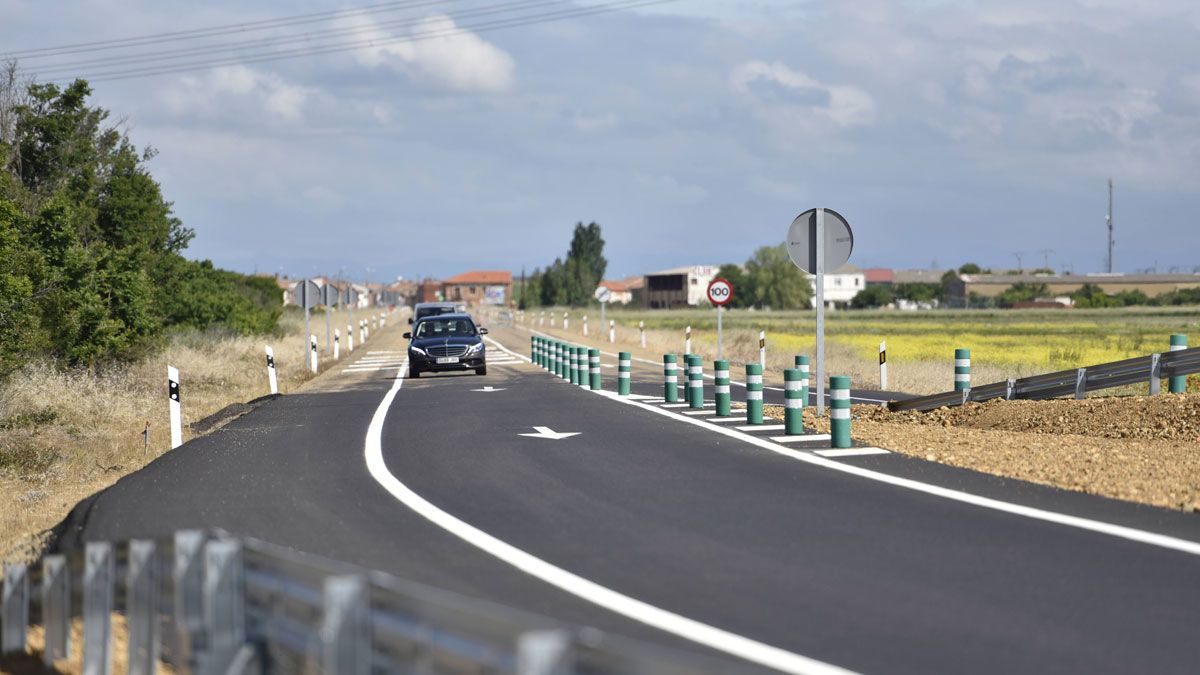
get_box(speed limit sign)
[707,278,733,306]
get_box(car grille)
[427,345,468,358]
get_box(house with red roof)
[442,270,513,306]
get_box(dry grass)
[0,305,393,565]
[0,614,175,675]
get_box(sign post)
[706,278,733,360]
[298,279,321,367]
[786,208,853,417]
[594,286,612,341]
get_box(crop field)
[523,306,1200,395]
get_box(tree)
[565,222,606,305]
[715,263,751,308]
[995,282,1050,308]
[958,262,982,274]
[1071,283,1117,309]
[744,244,812,309]
[893,282,942,303]
[851,285,893,309]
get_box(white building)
[806,263,864,308]
[643,266,720,308]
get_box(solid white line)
[503,331,1200,556]
[683,410,717,416]
[661,403,691,408]
[815,448,891,457]
[771,434,832,443]
[708,417,748,423]
[364,361,853,675]
[736,424,786,432]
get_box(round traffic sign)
[786,208,853,274]
[594,286,612,303]
[707,278,734,306]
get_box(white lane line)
[683,410,717,416]
[365,361,854,675]
[661,403,691,408]
[771,434,832,443]
[736,424,786,432]
[502,331,1200,556]
[520,327,889,403]
[815,448,891,457]
[707,417,748,424]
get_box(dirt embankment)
[765,394,1200,512]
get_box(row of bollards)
[532,336,604,391]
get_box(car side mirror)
[402,332,411,339]
[478,327,489,335]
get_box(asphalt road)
[54,321,1200,674]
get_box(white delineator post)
[563,312,569,331]
[879,340,888,390]
[334,329,340,360]
[759,330,766,368]
[685,325,692,356]
[609,320,615,344]
[347,323,354,352]
[310,334,319,373]
[583,315,588,337]
[639,321,646,348]
[265,346,278,395]
[167,365,182,449]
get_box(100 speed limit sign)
[707,278,733,306]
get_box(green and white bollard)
[714,360,731,416]
[663,355,679,402]
[745,363,764,424]
[1169,334,1188,393]
[577,346,588,387]
[589,348,601,390]
[573,346,583,386]
[784,368,805,435]
[557,342,566,379]
[618,352,632,396]
[531,336,537,365]
[550,340,558,376]
[687,354,704,409]
[954,348,971,391]
[795,355,810,410]
[830,375,851,448]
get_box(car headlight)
[466,342,484,354]
[410,346,426,356]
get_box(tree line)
[0,68,280,376]
[518,222,608,308]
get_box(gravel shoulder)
[765,394,1200,512]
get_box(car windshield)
[414,318,476,338]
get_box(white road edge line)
[499,331,1200,558]
[364,359,853,675]
[815,448,891,457]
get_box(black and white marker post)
[265,345,278,395]
[167,365,182,449]
[309,334,319,374]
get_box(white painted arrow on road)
[519,426,581,440]
[471,386,507,392]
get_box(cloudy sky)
[3,0,1198,281]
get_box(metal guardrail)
[889,346,1200,412]
[1,531,740,674]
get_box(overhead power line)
[33,0,560,75]
[45,0,672,84]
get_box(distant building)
[443,270,513,306]
[643,266,719,308]
[598,277,641,304]
[416,278,442,303]
[805,263,864,308]
[944,272,1200,307]
[863,268,951,286]
[863,268,893,286]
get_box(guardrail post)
[204,539,245,675]
[42,555,70,665]
[2,563,29,655]
[830,375,852,448]
[127,540,160,675]
[1074,368,1087,400]
[745,363,764,424]
[173,530,206,673]
[663,355,679,402]
[84,541,114,675]
[714,360,731,416]
[589,348,601,390]
[687,355,704,408]
[517,629,573,675]
[795,355,810,410]
[954,348,971,391]
[321,575,370,675]
[1169,334,1188,393]
[1149,353,1162,395]
[618,352,631,395]
[784,368,804,435]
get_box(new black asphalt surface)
[53,324,1200,674]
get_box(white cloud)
[163,65,312,121]
[343,14,515,93]
[731,60,876,127]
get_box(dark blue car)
[403,313,488,378]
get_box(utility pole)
[1038,249,1054,271]
[1012,251,1025,272]
[1106,178,1115,274]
